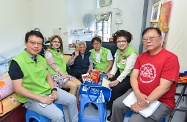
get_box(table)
[168,82,187,122]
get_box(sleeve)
[110,53,118,75]
[45,50,60,72]
[161,54,180,82]
[89,55,93,68]
[107,50,113,61]
[134,55,141,70]
[117,53,138,82]
[67,54,75,66]
[8,60,24,80]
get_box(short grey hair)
[77,41,87,48]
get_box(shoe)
[107,114,111,121]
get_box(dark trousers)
[71,68,88,83]
[107,70,131,110]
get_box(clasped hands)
[108,74,119,88]
[131,93,150,113]
[39,91,58,105]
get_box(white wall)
[0,0,33,54]
[0,0,144,54]
[90,0,145,53]
[31,0,96,54]
[165,0,187,72]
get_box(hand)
[74,50,79,57]
[109,80,119,88]
[135,92,149,108]
[39,95,54,104]
[51,91,58,100]
[108,74,114,79]
[131,102,146,113]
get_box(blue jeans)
[24,87,78,122]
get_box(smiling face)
[116,36,128,51]
[24,35,43,57]
[51,37,61,49]
[79,43,86,54]
[142,29,162,55]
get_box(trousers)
[110,91,171,122]
[24,87,78,122]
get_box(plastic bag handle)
[87,87,100,102]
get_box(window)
[95,12,112,42]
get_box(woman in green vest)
[45,35,81,96]
[106,30,138,121]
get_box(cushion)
[0,63,9,74]
[0,56,5,65]
[0,73,14,100]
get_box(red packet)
[81,74,91,83]
[89,69,99,83]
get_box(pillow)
[0,56,5,65]
[0,63,9,74]
[0,75,14,100]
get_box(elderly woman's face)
[79,44,86,54]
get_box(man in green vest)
[90,37,113,74]
[8,30,78,122]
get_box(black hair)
[91,37,102,44]
[112,30,132,44]
[25,30,44,43]
[142,27,162,37]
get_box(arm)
[87,55,93,73]
[104,60,113,74]
[46,70,58,100]
[147,79,173,103]
[67,55,75,66]
[45,50,68,78]
[67,51,79,66]
[12,78,44,102]
[130,68,149,110]
[110,53,137,88]
[104,50,113,73]
[9,60,54,104]
[110,53,118,76]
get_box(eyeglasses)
[142,36,161,42]
[117,40,127,44]
[28,41,42,46]
[93,43,101,46]
[53,41,61,44]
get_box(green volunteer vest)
[46,49,67,75]
[90,47,109,72]
[116,45,138,74]
[12,50,51,103]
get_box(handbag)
[79,81,112,102]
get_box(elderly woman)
[106,30,138,121]
[67,41,93,81]
[45,35,81,96]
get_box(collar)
[25,49,37,62]
[95,48,102,53]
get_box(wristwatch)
[51,88,57,92]
[146,99,150,104]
